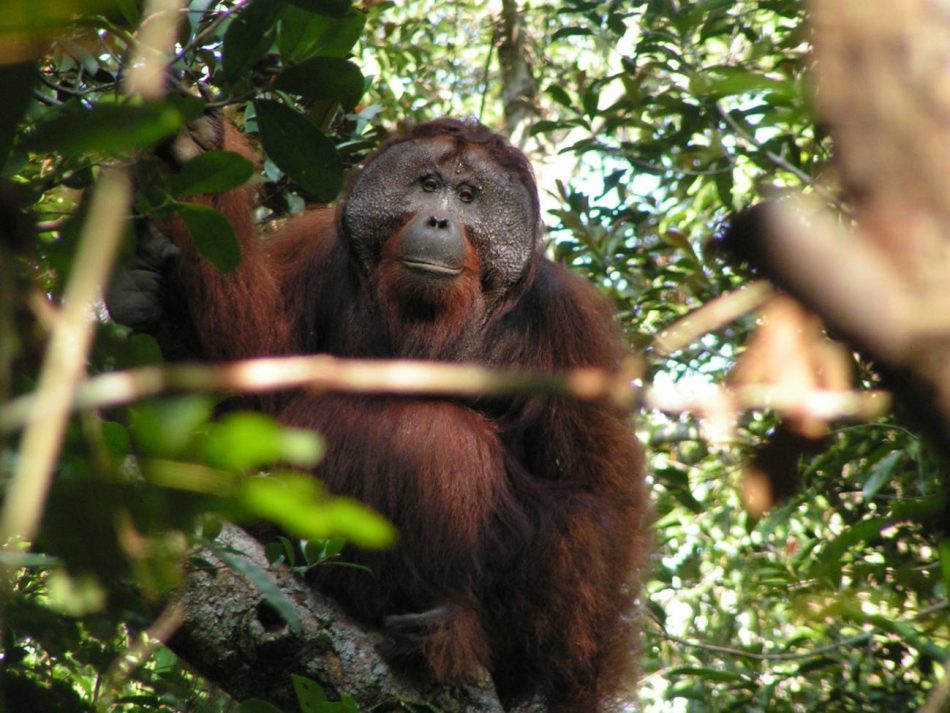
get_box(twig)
[652,280,772,358]
[652,382,890,422]
[478,21,497,124]
[98,600,187,707]
[173,8,232,64]
[0,354,890,433]
[661,630,873,662]
[37,70,119,99]
[716,102,839,205]
[31,89,66,108]
[0,166,131,545]
[660,596,948,667]
[0,355,644,432]
[35,217,70,233]
[125,0,185,99]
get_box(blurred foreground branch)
[818,0,950,374]
[733,1,950,462]
[0,167,130,546]
[0,353,889,435]
[652,280,772,358]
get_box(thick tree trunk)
[498,0,538,147]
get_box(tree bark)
[497,0,538,147]
[169,524,509,712]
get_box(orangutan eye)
[421,175,440,192]
[457,184,478,203]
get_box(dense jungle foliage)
[0,1,947,711]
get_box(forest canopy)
[0,1,948,712]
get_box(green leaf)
[1,0,120,33]
[941,541,950,596]
[198,516,224,541]
[203,412,324,472]
[653,466,702,513]
[547,85,574,110]
[280,0,353,17]
[322,537,345,559]
[302,537,346,566]
[796,657,840,675]
[239,473,396,548]
[101,421,130,459]
[581,84,600,117]
[45,570,107,616]
[130,396,216,459]
[292,675,360,712]
[606,12,627,36]
[292,675,328,711]
[275,57,365,108]
[705,67,783,98]
[128,333,164,366]
[889,496,944,523]
[264,542,283,565]
[815,517,889,580]
[862,450,902,500]
[0,62,35,172]
[222,0,281,81]
[238,699,288,713]
[176,203,242,273]
[529,120,568,136]
[28,96,203,155]
[168,151,255,198]
[265,539,294,567]
[714,166,734,209]
[857,609,949,662]
[114,0,143,25]
[552,26,592,41]
[255,99,343,202]
[277,7,365,61]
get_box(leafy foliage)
[0,0,947,712]
[1,1,390,709]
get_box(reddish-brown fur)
[153,117,650,712]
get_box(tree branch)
[0,354,889,435]
[497,0,538,146]
[651,280,772,358]
[659,630,873,662]
[733,2,950,465]
[170,524,507,712]
[0,166,130,546]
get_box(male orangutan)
[112,116,650,712]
